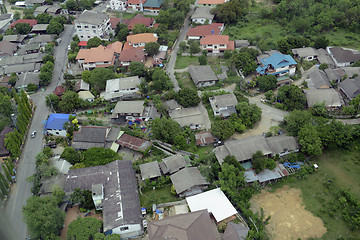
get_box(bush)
[175,88,201,107]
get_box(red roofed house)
[117,133,152,152]
[76,41,123,70]
[123,14,154,30]
[127,33,158,48]
[78,41,87,49]
[53,86,65,97]
[200,35,234,53]
[109,17,122,30]
[187,23,224,40]
[195,131,215,146]
[198,0,228,7]
[10,19,37,28]
[127,0,147,11]
[119,48,146,67]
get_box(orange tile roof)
[107,41,123,54]
[119,48,146,63]
[198,0,226,4]
[127,0,147,4]
[109,17,122,29]
[76,45,115,64]
[187,23,224,37]
[127,33,158,45]
[200,35,230,45]
[11,19,37,28]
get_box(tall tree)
[298,124,322,156]
[175,88,201,108]
[67,217,102,240]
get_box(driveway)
[3,25,75,240]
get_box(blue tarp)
[44,113,74,130]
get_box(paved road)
[2,25,75,240]
[166,2,198,92]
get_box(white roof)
[185,188,237,222]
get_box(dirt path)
[250,186,327,240]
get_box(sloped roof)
[116,133,152,152]
[304,88,342,108]
[291,47,318,58]
[127,33,158,45]
[0,126,14,157]
[329,47,360,64]
[191,7,214,20]
[265,135,299,155]
[143,0,163,8]
[170,167,208,195]
[15,72,40,88]
[123,14,154,30]
[111,100,144,117]
[160,154,187,174]
[109,17,122,29]
[76,45,116,64]
[187,23,224,37]
[75,79,90,92]
[209,93,238,109]
[148,210,218,240]
[119,48,146,63]
[44,113,73,130]
[257,52,297,74]
[244,164,289,183]
[3,35,26,43]
[338,77,360,100]
[75,10,109,25]
[307,68,330,89]
[198,0,226,4]
[53,86,65,96]
[72,126,108,149]
[223,222,249,240]
[31,24,48,32]
[200,34,230,45]
[29,34,55,44]
[186,188,237,222]
[77,90,94,100]
[195,131,215,146]
[188,65,218,85]
[0,41,17,55]
[169,106,204,128]
[106,41,123,54]
[139,161,161,180]
[11,19,37,28]
[105,76,141,93]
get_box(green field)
[140,184,180,210]
[269,146,360,239]
[174,56,199,69]
[175,71,197,90]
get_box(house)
[34,5,50,15]
[119,48,146,67]
[338,76,360,100]
[116,132,152,152]
[291,47,318,61]
[169,106,204,130]
[23,43,40,54]
[46,5,62,15]
[234,40,250,49]
[72,126,110,150]
[127,33,158,48]
[187,23,224,40]
[188,65,218,88]
[159,154,188,175]
[14,72,39,90]
[195,131,215,146]
[74,10,111,41]
[198,0,227,7]
[65,160,143,238]
[78,91,95,102]
[304,89,343,110]
[139,161,161,180]
[265,135,300,157]
[10,19,37,28]
[110,0,127,11]
[74,79,90,92]
[152,49,166,66]
[186,188,238,223]
[200,35,234,53]
[209,93,238,117]
[0,14,13,33]
[109,17,122,30]
[306,68,331,89]
[3,34,26,44]
[148,210,219,240]
[44,113,73,137]
[111,100,145,121]
[30,24,48,34]
[170,167,209,197]
[24,0,46,7]
[0,52,44,66]
[316,48,335,68]
[143,0,163,13]
[29,34,55,44]
[0,126,13,158]
[324,68,344,83]
[0,75,12,89]
[100,76,141,101]
[2,62,41,75]
[0,41,17,57]
[327,47,360,68]
[127,0,147,11]
[53,86,65,97]
[191,7,214,24]
[256,52,297,77]
[122,14,154,30]
[164,99,182,111]
[244,163,289,184]
[223,222,250,240]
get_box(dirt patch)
[250,185,327,240]
[60,205,103,240]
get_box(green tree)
[59,91,81,113]
[81,147,119,167]
[86,37,102,49]
[46,93,60,111]
[198,55,207,65]
[252,151,266,173]
[256,75,277,91]
[88,68,116,95]
[45,42,55,54]
[15,23,32,34]
[151,117,182,144]
[319,63,328,70]
[42,55,55,63]
[314,36,329,49]
[175,88,201,107]
[145,42,160,56]
[211,0,248,24]
[189,41,200,54]
[229,48,258,75]
[67,217,102,240]
[217,163,246,200]
[23,195,65,239]
[129,62,146,77]
[151,68,173,92]
[283,110,312,136]
[61,147,81,165]
[46,19,64,35]
[211,120,235,140]
[298,124,322,156]
[236,102,262,128]
[37,13,53,24]
[115,23,130,42]
[277,85,306,111]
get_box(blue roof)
[44,113,73,130]
[143,0,163,8]
[256,52,297,74]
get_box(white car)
[68,45,71,51]
[31,131,36,138]
[260,98,266,103]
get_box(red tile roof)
[187,23,224,38]
[127,33,158,45]
[53,86,65,96]
[109,17,122,29]
[11,19,37,28]
[78,41,87,47]
[127,0,147,4]
[123,14,154,30]
[116,133,152,152]
[198,0,226,4]
[119,48,146,63]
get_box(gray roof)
[30,34,55,44]
[148,210,218,240]
[324,68,344,82]
[65,160,141,232]
[139,161,161,180]
[188,65,218,85]
[72,126,108,150]
[329,47,360,64]
[75,79,90,92]
[170,167,208,195]
[341,67,360,78]
[304,88,342,108]
[46,5,62,13]
[0,53,45,66]
[25,0,45,4]
[209,93,238,115]
[191,7,214,20]
[169,107,204,128]
[23,43,40,52]
[160,154,187,174]
[307,68,330,89]
[31,24,48,32]
[4,62,41,74]
[75,10,109,25]
[244,164,289,183]
[105,127,121,142]
[223,222,249,240]
[78,91,94,100]
[34,5,50,13]
[111,100,145,118]
[317,48,335,68]
[265,135,299,155]
[338,77,360,100]
[15,72,40,88]
[0,14,12,21]
[291,47,318,58]
[3,34,26,43]
[164,99,182,111]
[105,76,141,92]
[213,145,230,164]
[235,40,250,48]
[0,41,17,55]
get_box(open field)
[174,56,199,69]
[251,146,360,239]
[140,184,180,210]
[175,71,197,90]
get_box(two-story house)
[127,0,146,11]
[111,100,145,121]
[200,35,234,53]
[127,33,158,48]
[209,93,238,117]
[74,10,111,41]
[119,47,146,67]
[198,0,227,7]
[187,23,224,40]
[110,0,127,11]
[256,52,297,77]
[100,76,141,101]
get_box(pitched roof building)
[139,161,161,180]
[306,67,331,89]
[338,77,360,100]
[256,52,297,77]
[200,35,234,53]
[116,133,152,152]
[0,41,17,57]
[0,126,14,157]
[291,47,318,61]
[127,33,158,48]
[187,23,224,40]
[44,113,73,137]
[111,100,145,119]
[10,19,37,28]
[191,7,214,24]
[209,93,238,117]
[223,222,250,240]
[188,65,218,88]
[119,48,146,67]
[122,14,154,30]
[170,167,209,197]
[195,131,215,146]
[304,89,343,109]
[72,126,110,150]
[169,106,205,130]
[100,76,141,101]
[159,154,188,174]
[327,46,360,68]
[198,0,227,7]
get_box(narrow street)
[2,25,75,239]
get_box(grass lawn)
[207,56,225,75]
[175,56,199,69]
[175,71,197,90]
[269,146,360,239]
[140,184,180,209]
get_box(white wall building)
[110,0,127,11]
[74,10,111,41]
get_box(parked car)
[44,142,57,148]
[31,131,36,138]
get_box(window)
[93,30,96,33]
[77,25,81,28]
[84,26,88,28]
[92,26,96,28]
[220,44,225,47]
